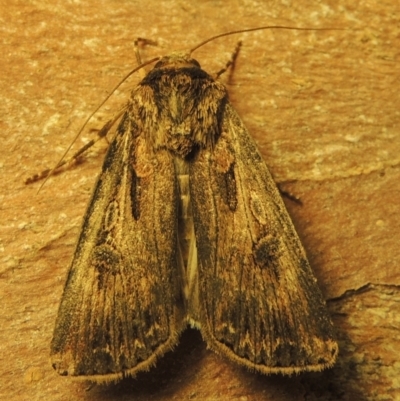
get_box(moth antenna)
[37,56,160,192]
[190,25,343,54]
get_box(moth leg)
[134,37,158,78]
[25,110,124,184]
[26,39,159,186]
[215,40,242,83]
[277,184,303,205]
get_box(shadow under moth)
[48,26,338,382]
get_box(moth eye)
[153,60,164,69]
[189,58,201,68]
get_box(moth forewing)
[50,36,337,382]
[190,103,338,374]
[50,104,185,382]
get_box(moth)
[49,27,338,382]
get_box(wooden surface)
[1,1,399,400]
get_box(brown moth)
[49,27,338,382]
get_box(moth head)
[153,52,201,70]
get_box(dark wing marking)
[191,103,338,374]
[50,113,184,382]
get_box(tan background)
[1,0,399,400]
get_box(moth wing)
[191,103,338,374]
[50,114,184,382]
